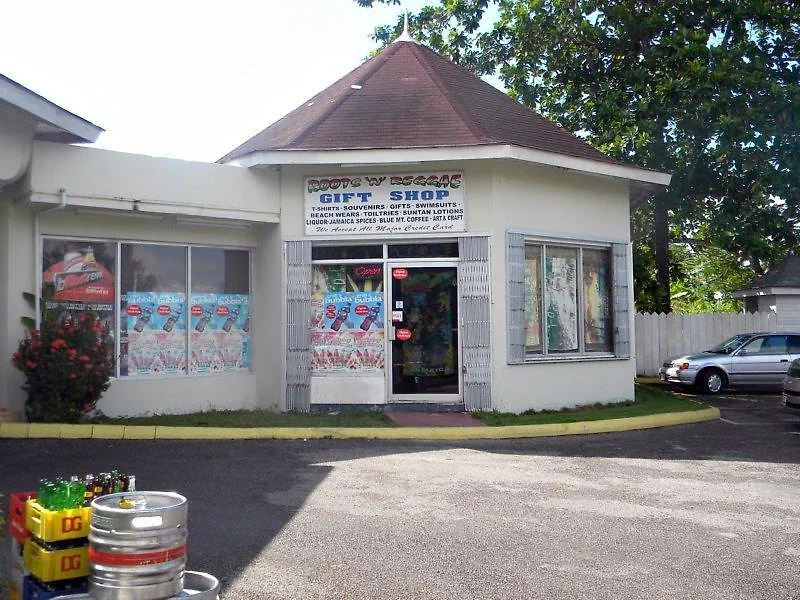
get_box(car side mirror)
[738,348,747,356]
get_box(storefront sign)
[304,172,466,235]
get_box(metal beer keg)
[88,492,188,600]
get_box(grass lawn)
[472,383,706,426]
[106,409,395,428]
[105,384,704,428]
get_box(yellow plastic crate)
[25,499,91,543]
[23,538,89,582]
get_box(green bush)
[12,313,113,423]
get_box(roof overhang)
[0,74,103,144]
[226,144,672,187]
[731,287,800,298]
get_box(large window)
[508,233,627,362]
[42,237,251,378]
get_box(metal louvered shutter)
[459,236,492,411]
[612,242,631,359]
[506,232,526,364]
[285,240,312,412]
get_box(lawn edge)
[6,407,720,440]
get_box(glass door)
[388,263,461,403]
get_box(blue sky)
[0,0,436,162]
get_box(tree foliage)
[357,0,800,312]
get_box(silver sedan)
[659,332,800,394]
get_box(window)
[41,238,117,332]
[741,335,787,355]
[41,237,251,379]
[508,232,627,363]
[310,263,385,375]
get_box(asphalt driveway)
[2,406,799,600]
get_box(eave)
[0,74,103,144]
[227,144,671,188]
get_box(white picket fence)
[635,311,778,376]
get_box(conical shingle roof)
[219,40,616,165]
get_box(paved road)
[2,398,798,600]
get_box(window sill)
[517,354,627,365]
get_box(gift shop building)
[0,35,670,418]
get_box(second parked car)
[659,332,800,394]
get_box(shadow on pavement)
[1,410,799,595]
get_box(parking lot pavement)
[2,412,799,600]
[664,385,800,429]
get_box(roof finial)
[394,7,414,43]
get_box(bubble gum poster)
[125,292,186,376]
[311,291,385,375]
[321,292,383,331]
[190,293,251,372]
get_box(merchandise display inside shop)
[41,238,251,378]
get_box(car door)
[729,334,790,386]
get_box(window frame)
[507,231,629,364]
[39,235,253,379]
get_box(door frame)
[386,260,463,404]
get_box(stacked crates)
[7,492,36,600]
[21,496,91,599]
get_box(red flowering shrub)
[12,313,113,423]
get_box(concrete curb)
[0,407,720,441]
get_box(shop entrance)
[388,263,461,403]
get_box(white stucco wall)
[486,161,636,412]
[279,159,635,412]
[2,187,283,417]
[29,142,280,222]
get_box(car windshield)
[707,334,753,354]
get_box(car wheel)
[698,369,726,394]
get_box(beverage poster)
[124,292,186,376]
[189,293,251,372]
[42,241,115,304]
[310,291,385,375]
[41,239,116,333]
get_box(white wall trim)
[228,144,671,187]
[29,192,279,224]
[732,287,800,298]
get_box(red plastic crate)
[8,492,36,543]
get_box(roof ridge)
[288,43,403,149]
[408,43,490,145]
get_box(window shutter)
[285,240,312,412]
[612,242,631,358]
[506,232,526,364]
[459,236,492,411]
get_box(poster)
[545,250,578,352]
[189,293,251,372]
[41,239,116,334]
[304,172,466,235]
[310,291,385,376]
[583,250,612,350]
[524,253,542,348]
[124,292,186,376]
